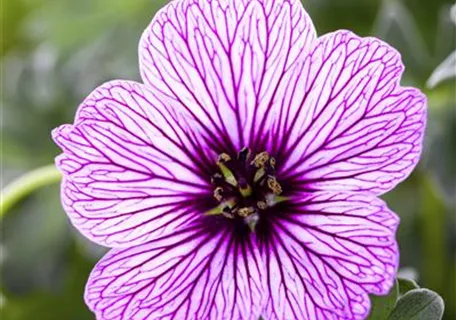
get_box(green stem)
[0,164,61,218]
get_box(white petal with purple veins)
[50,0,428,318]
[275,31,426,195]
[85,225,264,320]
[139,0,316,150]
[262,192,399,319]
[53,80,214,247]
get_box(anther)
[257,201,267,210]
[218,153,231,163]
[237,207,255,217]
[267,176,282,195]
[251,151,269,168]
[213,187,224,202]
[210,149,287,232]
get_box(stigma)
[206,148,285,232]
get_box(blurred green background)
[1,0,455,319]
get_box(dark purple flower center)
[208,148,285,232]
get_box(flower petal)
[262,191,398,319]
[276,30,426,195]
[139,0,316,151]
[85,224,264,320]
[53,80,213,248]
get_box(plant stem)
[0,164,61,218]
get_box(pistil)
[238,178,252,197]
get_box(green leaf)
[368,280,399,319]
[398,278,420,296]
[388,289,444,320]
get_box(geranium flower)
[52,0,426,319]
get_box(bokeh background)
[1,0,455,319]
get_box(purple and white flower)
[52,0,427,319]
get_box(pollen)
[218,153,231,163]
[251,151,270,168]
[267,176,282,195]
[257,201,267,210]
[237,207,255,217]
[213,187,224,201]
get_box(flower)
[52,0,426,319]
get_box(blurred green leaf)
[398,278,420,296]
[418,174,449,293]
[1,0,28,55]
[374,0,431,81]
[1,244,95,320]
[427,51,456,88]
[434,3,456,66]
[306,0,381,36]
[1,185,70,293]
[368,280,399,320]
[388,289,444,320]
[23,0,166,53]
[404,0,455,58]
[427,4,456,89]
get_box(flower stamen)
[267,176,282,195]
[213,187,224,201]
[237,207,255,217]
[251,151,270,168]
[238,178,252,197]
[253,167,266,183]
[257,201,267,210]
[218,153,232,162]
[209,149,285,232]
[205,198,236,218]
[217,161,238,187]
